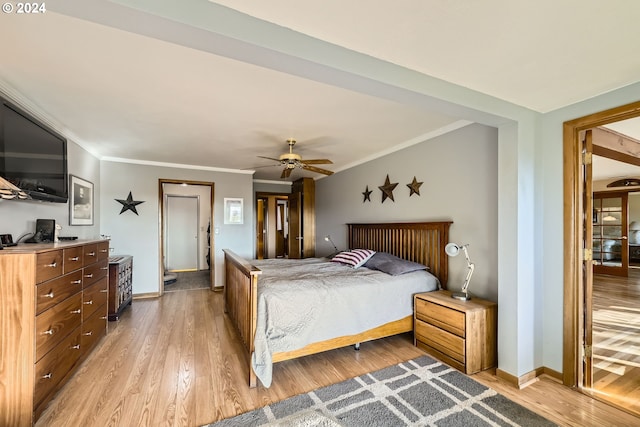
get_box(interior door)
[583,129,594,389]
[288,191,301,259]
[256,197,266,259]
[593,192,629,277]
[166,195,199,271]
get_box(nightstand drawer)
[415,319,465,363]
[415,298,465,337]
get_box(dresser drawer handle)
[71,344,80,350]
[100,289,108,293]
[42,291,55,298]
[84,273,93,278]
[100,316,107,320]
[69,256,80,261]
[87,252,96,256]
[101,267,109,270]
[100,249,108,253]
[84,300,93,305]
[43,329,54,335]
[42,373,53,379]
[72,280,82,284]
[83,331,93,336]
[70,309,81,314]
[44,262,57,268]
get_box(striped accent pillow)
[331,249,376,268]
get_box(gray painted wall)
[315,123,499,301]
[100,161,254,294]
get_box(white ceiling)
[1,0,640,181]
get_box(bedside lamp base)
[451,291,471,301]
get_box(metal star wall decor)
[407,176,423,196]
[362,185,372,202]
[115,191,145,215]
[378,174,398,203]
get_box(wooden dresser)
[0,239,109,426]
[414,290,497,374]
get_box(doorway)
[563,100,640,415]
[159,179,214,294]
[256,192,289,259]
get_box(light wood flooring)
[35,289,640,427]
[592,268,640,414]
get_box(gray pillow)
[363,252,428,275]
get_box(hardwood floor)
[36,289,640,427]
[592,269,640,414]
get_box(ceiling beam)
[592,126,640,168]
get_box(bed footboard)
[223,250,261,387]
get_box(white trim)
[101,156,254,174]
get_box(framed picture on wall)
[224,197,243,224]
[69,174,94,225]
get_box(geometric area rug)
[202,355,557,427]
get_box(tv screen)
[0,97,68,203]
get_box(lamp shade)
[630,221,640,231]
[0,176,30,200]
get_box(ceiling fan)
[258,139,334,179]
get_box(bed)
[223,221,452,388]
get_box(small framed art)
[224,198,243,224]
[69,174,94,225]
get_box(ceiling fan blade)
[302,164,334,175]
[281,167,293,179]
[258,156,283,163]
[300,159,333,165]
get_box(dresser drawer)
[33,328,82,409]
[35,293,82,361]
[83,278,108,321]
[82,243,99,267]
[415,298,466,337]
[36,250,63,284]
[415,319,465,363]
[97,241,110,261]
[81,305,107,357]
[36,270,83,315]
[63,246,84,274]
[83,259,108,288]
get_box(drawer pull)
[84,331,93,336]
[72,280,82,284]
[100,289,108,293]
[43,329,54,335]
[42,373,53,379]
[84,300,93,305]
[71,344,80,350]
[42,291,55,298]
[70,309,81,314]
[70,256,80,261]
[100,249,108,253]
[84,273,94,278]
[100,316,107,320]
[45,262,57,268]
[87,252,96,256]
[101,267,109,270]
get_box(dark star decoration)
[362,185,373,202]
[378,174,398,203]
[115,191,145,215]
[407,176,423,196]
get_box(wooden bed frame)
[223,221,452,387]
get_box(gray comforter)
[250,257,440,387]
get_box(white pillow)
[330,249,376,268]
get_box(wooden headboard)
[347,221,452,288]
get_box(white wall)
[315,123,499,301]
[100,161,254,295]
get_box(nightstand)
[414,290,497,374]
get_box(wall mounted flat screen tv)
[0,96,68,203]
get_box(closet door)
[288,192,301,259]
